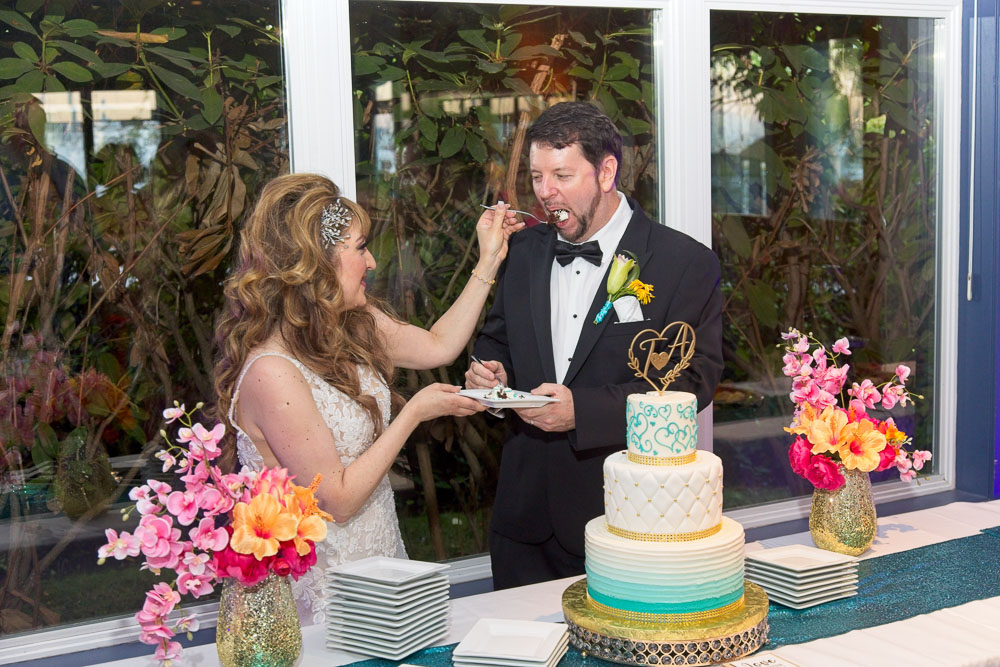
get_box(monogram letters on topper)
[628,321,696,393]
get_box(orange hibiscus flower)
[839,419,888,472]
[230,493,297,560]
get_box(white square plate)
[766,587,858,609]
[328,556,449,585]
[328,615,448,643]
[454,636,568,667]
[745,545,857,572]
[327,571,449,595]
[746,570,858,596]
[458,389,559,409]
[745,559,858,582]
[328,607,449,634]
[327,594,448,622]
[327,626,448,661]
[325,579,450,604]
[759,582,858,603]
[327,589,448,615]
[454,619,568,661]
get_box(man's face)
[529,142,612,243]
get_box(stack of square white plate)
[745,544,859,609]
[324,556,450,660]
[453,618,569,667]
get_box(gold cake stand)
[562,579,769,666]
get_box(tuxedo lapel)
[529,228,558,382]
[562,203,653,386]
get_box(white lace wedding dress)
[228,352,407,625]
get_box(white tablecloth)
[101,499,1000,667]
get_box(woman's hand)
[403,383,485,423]
[476,201,523,265]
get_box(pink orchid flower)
[793,336,810,353]
[189,517,229,552]
[849,379,881,410]
[154,640,182,662]
[144,582,180,616]
[98,529,141,560]
[181,550,212,576]
[177,570,215,598]
[166,490,200,526]
[162,405,185,423]
[912,450,932,471]
[832,337,851,355]
[154,450,177,473]
[899,468,917,482]
[896,365,911,384]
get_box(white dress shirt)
[550,192,632,383]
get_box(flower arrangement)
[594,251,654,324]
[97,402,330,665]
[780,328,931,491]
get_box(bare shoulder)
[239,354,314,412]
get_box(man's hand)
[464,359,508,389]
[515,383,574,432]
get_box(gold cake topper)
[628,321,696,393]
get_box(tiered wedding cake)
[562,389,768,666]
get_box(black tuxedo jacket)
[474,199,724,556]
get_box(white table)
[102,499,1000,667]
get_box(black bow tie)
[554,240,602,266]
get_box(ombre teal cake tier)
[626,391,698,460]
[584,516,746,620]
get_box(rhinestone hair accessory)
[320,199,352,248]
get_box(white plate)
[745,545,857,572]
[328,590,448,615]
[325,579,450,604]
[328,615,448,643]
[746,570,858,596]
[328,603,449,629]
[327,571,449,595]
[458,389,560,409]
[767,587,858,609]
[745,560,858,582]
[328,556,449,585]
[454,636,569,667]
[758,581,858,603]
[454,619,568,661]
[328,611,449,638]
[327,626,448,661]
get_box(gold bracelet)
[471,269,495,286]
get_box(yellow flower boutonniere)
[595,252,655,323]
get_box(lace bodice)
[229,351,407,625]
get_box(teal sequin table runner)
[344,529,1000,667]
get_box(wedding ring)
[528,419,533,425]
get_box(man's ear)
[598,155,618,193]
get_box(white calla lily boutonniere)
[594,251,654,324]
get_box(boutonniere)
[594,251,654,323]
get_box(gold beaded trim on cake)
[586,593,745,624]
[627,451,697,466]
[606,522,722,542]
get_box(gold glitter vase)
[809,465,876,556]
[216,573,302,667]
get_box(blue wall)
[959,0,1000,499]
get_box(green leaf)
[16,0,46,16]
[34,422,59,465]
[569,30,593,48]
[151,26,187,41]
[746,279,778,328]
[458,29,491,53]
[567,65,593,80]
[439,126,465,158]
[466,131,487,163]
[476,58,506,74]
[565,48,592,66]
[0,57,35,79]
[201,87,222,124]
[91,62,130,78]
[417,114,437,143]
[60,18,96,38]
[379,65,406,82]
[502,76,533,96]
[51,60,92,82]
[607,80,640,101]
[722,217,752,259]
[217,24,241,37]
[0,8,38,37]
[149,63,202,99]
[353,54,384,76]
[604,63,630,81]
[13,41,37,62]
[509,45,562,61]
[26,99,45,144]
[412,183,430,208]
[864,113,886,135]
[623,117,650,136]
[13,68,43,92]
[52,39,103,65]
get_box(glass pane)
[710,12,937,507]
[349,1,658,559]
[0,1,286,635]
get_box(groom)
[465,101,724,590]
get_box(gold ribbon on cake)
[626,451,697,466]
[606,522,722,542]
[586,592,745,625]
[628,321,696,393]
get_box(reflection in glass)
[710,13,938,508]
[349,2,657,560]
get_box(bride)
[212,173,519,623]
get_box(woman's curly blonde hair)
[212,173,401,471]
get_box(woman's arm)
[377,203,521,370]
[235,356,483,522]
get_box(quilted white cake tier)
[585,516,746,616]
[626,391,698,460]
[603,450,723,536]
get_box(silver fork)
[480,204,547,224]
